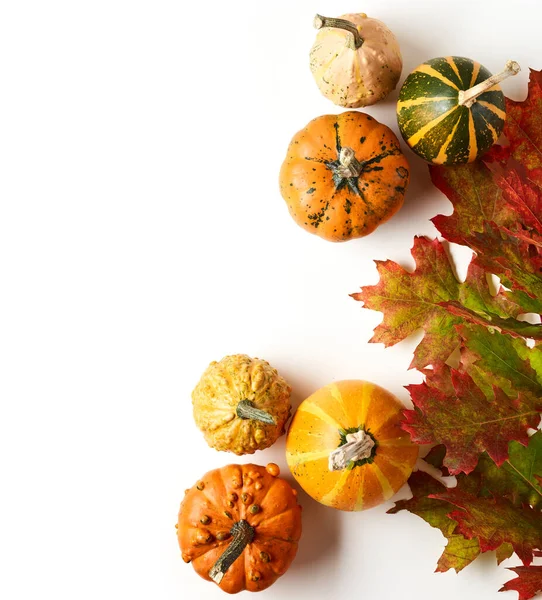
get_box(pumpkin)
[279,111,410,242]
[310,13,402,108]
[286,380,418,511]
[192,354,291,455]
[177,462,302,594]
[397,58,520,165]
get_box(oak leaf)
[431,488,542,566]
[504,69,542,190]
[430,161,514,244]
[500,566,542,600]
[387,471,480,573]
[352,236,524,369]
[477,431,542,509]
[404,368,540,474]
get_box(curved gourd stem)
[329,430,375,471]
[335,147,363,178]
[209,520,255,584]
[458,60,520,108]
[313,14,364,50]
[236,400,276,425]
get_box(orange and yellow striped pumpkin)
[286,380,418,511]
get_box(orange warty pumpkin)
[286,380,418,511]
[177,463,302,594]
[279,111,410,242]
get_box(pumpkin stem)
[335,147,363,178]
[236,400,276,425]
[313,14,364,50]
[209,519,255,585]
[329,429,375,471]
[458,60,520,108]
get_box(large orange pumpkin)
[279,111,409,242]
[177,463,302,594]
[286,380,418,511]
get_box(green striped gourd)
[397,57,520,165]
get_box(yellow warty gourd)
[192,355,291,455]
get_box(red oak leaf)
[500,566,542,600]
[430,161,515,244]
[505,69,542,190]
[404,368,541,475]
[431,488,542,566]
[469,221,542,301]
[388,471,480,573]
[490,167,542,234]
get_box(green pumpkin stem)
[313,14,364,50]
[236,400,276,425]
[458,60,520,108]
[209,520,255,584]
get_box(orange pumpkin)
[279,111,409,242]
[286,380,418,511]
[177,463,302,594]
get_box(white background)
[1,1,541,599]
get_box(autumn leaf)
[500,566,542,600]
[430,74,542,309]
[431,487,542,566]
[388,470,480,573]
[422,443,449,473]
[444,302,542,340]
[352,236,525,369]
[477,431,542,509]
[469,221,542,301]
[506,290,542,315]
[460,325,542,399]
[505,69,542,190]
[368,69,542,600]
[404,368,540,474]
[491,167,542,235]
[430,161,515,244]
[392,438,542,577]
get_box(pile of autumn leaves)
[354,70,542,600]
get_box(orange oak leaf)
[352,236,524,369]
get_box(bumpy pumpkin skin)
[397,57,506,165]
[192,355,291,455]
[310,13,402,108]
[286,380,418,511]
[279,111,410,242]
[178,463,302,594]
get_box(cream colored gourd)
[310,13,402,108]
